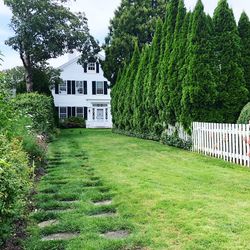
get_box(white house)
[52,54,112,128]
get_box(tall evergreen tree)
[132,45,151,133]
[111,63,127,129]
[181,0,217,130]
[144,19,164,134]
[238,12,250,98]
[166,0,186,125]
[103,0,167,86]
[122,41,141,131]
[213,0,248,122]
[155,0,180,127]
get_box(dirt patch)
[93,200,112,206]
[101,230,130,239]
[38,219,59,228]
[41,232,79,241]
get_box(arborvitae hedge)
[111,0,250,137]
[181,0,217,130]
[213,0,248,123]
[238,12,250,97]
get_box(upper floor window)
[96,81,104,95]
[88,63,95,71]
[76,81,84,94]
[59,81,67,94]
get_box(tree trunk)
[20,50,34,92]
[25,67,33,92]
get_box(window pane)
[76,107,83,117]
[76,81,83,94]
[88,63,95,71]
[96,81,104,94]
[59,81,67,93]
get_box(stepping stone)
[41,232,79,241]
[46,208,74,213]
[38,219,59,228]
[93,200,112,206]
[90,212,116,218]
[60,200,79,204]
[101,230,130,239]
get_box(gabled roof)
[58,53,105,70]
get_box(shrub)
[12,93,56,137]
[160,130,192,151]
[0,135,32,246]
[60,117,86,128]
[237,102,250,124]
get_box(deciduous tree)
[5,0,99,92]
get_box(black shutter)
[96,62,100,73]
[104,81,108,95]
[67,107,72,118]
[72,107,76,117]
[84,63,88,73]
[55,84,59,94]
[55,107,59,117]
[67,81,71,95]
[92,81,96,95]
[84,107,88,120]
[72,81,76,95]
[84,81,87,95]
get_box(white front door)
[96,109,104,121]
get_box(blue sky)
[0,0,250,70]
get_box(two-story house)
[52,54,112,128]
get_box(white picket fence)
[192,122,250,167]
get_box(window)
[76,107,83,117]
[96,81,104,95]
[59,81,67,94]
[76,81,83,94]
[59,107,67,119]
[92,109,95,120]
[88,63,95,71]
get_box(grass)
[25,129,250,250]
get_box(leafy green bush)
[0,135,32,246]
[160,131,192,151]
[60,117,86,128]
[12,93,56,137]
[237,102,250,124]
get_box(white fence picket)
[192,122,250,167]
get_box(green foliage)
[155,0,180,126]
[4,0,99,91]
[0,135,31,246]
[122,40,140,130]
[60,117,86,128]
[12,93,56,137]
[6,66,62,95]
[213,0,248,123]
[167,0,187,124]
[181,0,217,130]
[160,130,192,150]
[237,102,250,124]
[103,0,167,85]
[238,12,250,97]
[144,19,163,133]
[132,46,151,133]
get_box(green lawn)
[25,129,250,250]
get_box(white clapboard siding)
[192,122,250,167]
